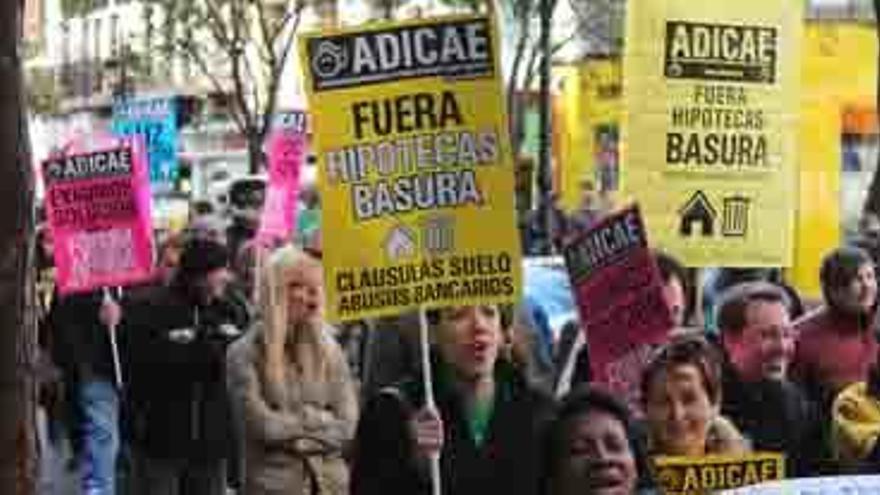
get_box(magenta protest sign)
[256,122,306,247]
[563,205,673,408]
[43,138,154,294]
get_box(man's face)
[662,276,686,327]
[831,263,877,316]
[725,300,793,382]
[200,267,232,302]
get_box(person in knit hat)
[124,238,249,495]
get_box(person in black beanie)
[124,238,249,495]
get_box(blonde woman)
[227,246,358,495]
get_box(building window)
[93,17,102,91]
[110,13,119,58]
[81,18,89,61]
[60,21,71,97]
[93,17,101,60]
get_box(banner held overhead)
[622,0,802,267]
[113,96,179,191]
[42,138,155,294]
[299,15,522,322]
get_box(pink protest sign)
[256,127,305,247]
[43,138,154,294]
[563,205,673,408]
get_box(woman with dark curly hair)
[543,385,652,495]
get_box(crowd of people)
[31,191,880,495]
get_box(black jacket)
[351,357,555,495]
[124,285,248,461]
[721,363,822,476]
[49,289,126,384]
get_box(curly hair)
[542,385,651,494]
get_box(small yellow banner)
[622,0,803,267]
[653,453,785,494]
[298,15,522,322]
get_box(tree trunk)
[247,130,264,175]
[536,0,554,255]
[1,1,36,493]
[864,0,880,217]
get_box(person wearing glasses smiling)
[716,282,821,476]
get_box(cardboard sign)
[622,0,802,267]
[43,138,154,293]
[654,453,785,494]
[112,97,179,189]
[299,15,522,321]
[256,123,306,247]
[563,205,673,407]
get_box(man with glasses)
[717,282,820,476]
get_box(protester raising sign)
[112,97,179,190]
[299,15,522,322]
[563,205,673,407]
[42,138,154,294]
[256,116,307,247]
[654,453,785,494]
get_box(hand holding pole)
[101,287,124,390]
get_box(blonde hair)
[259,244,329,408]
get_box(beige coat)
[227,326,359,495]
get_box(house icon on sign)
[679,191,717,237]
[384,224,417,261]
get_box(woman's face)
[437,305,503,382]
[554,410,638,495]
[285,262,323,329]
[645,364,716,456]
[833,262,877,315]
[661,276,685,327]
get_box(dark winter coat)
[49,289,122,384]
[351,357,555,495]
[124,285,248,461]
[721,362,821,476]
[792,306,878,409]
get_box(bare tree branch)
[259,1,304,140]
[252,0,280,66]
[507,0,534,108]
[146,0,306,172]
[522,41,542,91]
[178,38,249,135]
[201,0,234,49]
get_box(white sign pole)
[419,306,442,495]
[103,287,124,390]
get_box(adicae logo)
[312,40,348,79]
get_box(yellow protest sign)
[299,15,522,322]
[622,0,802,267]
[653,453,785,494]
